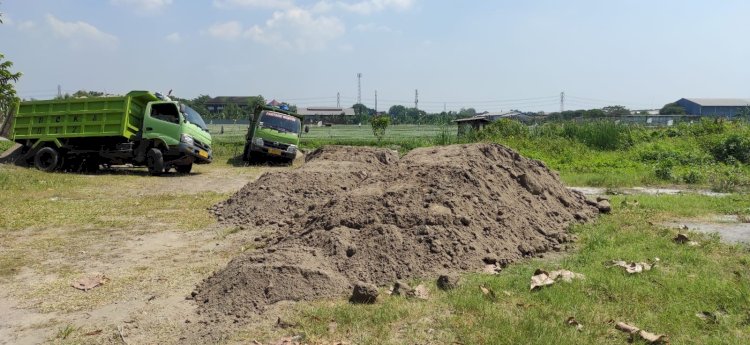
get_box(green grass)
[208,120,750,190]
[283,194,750,345]
[0,139,12,153]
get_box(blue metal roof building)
[675,98,750,117]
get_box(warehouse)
[675,98,750,118]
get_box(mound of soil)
[198,144,599,317]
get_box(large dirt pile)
[198,144,599,318]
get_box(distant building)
[205,96,253,114]
[298,106,357,124]
[675,98,750,117]
[454,116,491,136]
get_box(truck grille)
[194,139,210,151]
[263,140,289,150]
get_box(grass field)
[2,121,750,343]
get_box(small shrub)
[710,166,749,192]
[481,118,529,139]
[681,169,705,184]
[370,116,390,142]
[709,133,750,164]
[654,160,675,181]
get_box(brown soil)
[198,144,599,320]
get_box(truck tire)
[147,148,164,175]
[176,163,193,174]
[34,147,60,172]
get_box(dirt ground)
[0,162,284,344]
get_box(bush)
[480,118,529,139]
[681,169,705,184]
[654,159,675,181]
[709,133,750,164]
[370,116,390,142]
[559,121,636,150]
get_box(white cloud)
[337,0,415,15]
[111,0,173,13]
[354,23,393,33]
[213,0,294,9]
[46,14,118,49]
[207,21,244,40]
[165,32,182,43]
[17,20,37,31]
[207,7,345,51]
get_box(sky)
[1,0,749,113]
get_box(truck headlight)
[254,137,264,147]
[180,134,194,146]
[286,144,298,153]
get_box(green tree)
[602,105,631,116]
[222,103,242,121]
[370,115,390,142]
[659,102,686,115]
[0,54,22,126]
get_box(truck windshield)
[182,104,209,132]
[259,111,301,134]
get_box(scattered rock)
[391,281,414,296]
[437,273,461,290]
[674,233,699,246]
[597,200,612,214]
[350,282,378,304]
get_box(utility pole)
[357,73,362,104]
[415,89,419,110]
[560,91,565,113]
[375,90,378,113]
[57,85,62,98]
[337,92,340,108]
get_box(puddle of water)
[569,186,729,197]
[664,218,750,244]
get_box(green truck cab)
[12,90,212,175]
[242,105,302,162]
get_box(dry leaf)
[615,322,668,344]
[479,284,496,301]
[530,269,584,290]
[530,269,556,290]
[71,273,109,291]
[565,316,583,332]
[84,329,103,336]
[413,284,430,300]
[609,260,653,274]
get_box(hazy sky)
[1,0,749,113]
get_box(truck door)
[143,102,182,146]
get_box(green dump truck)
[242,105,302,162]
[12,90,212,174]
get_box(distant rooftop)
[298,107,356,116]
[683,98,750,107]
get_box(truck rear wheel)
[176,163,193,174]
[34,147,60,172]
[147,148,164,175]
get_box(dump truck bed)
[12,91,159,142]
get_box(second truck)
[242,105,302,163]
[11,90,212,174]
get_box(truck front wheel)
[34,147,60,172]
[147,148,164,175]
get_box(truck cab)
[242,106,302,162]
[141,100,213,171]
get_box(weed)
[56,324,76,339]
